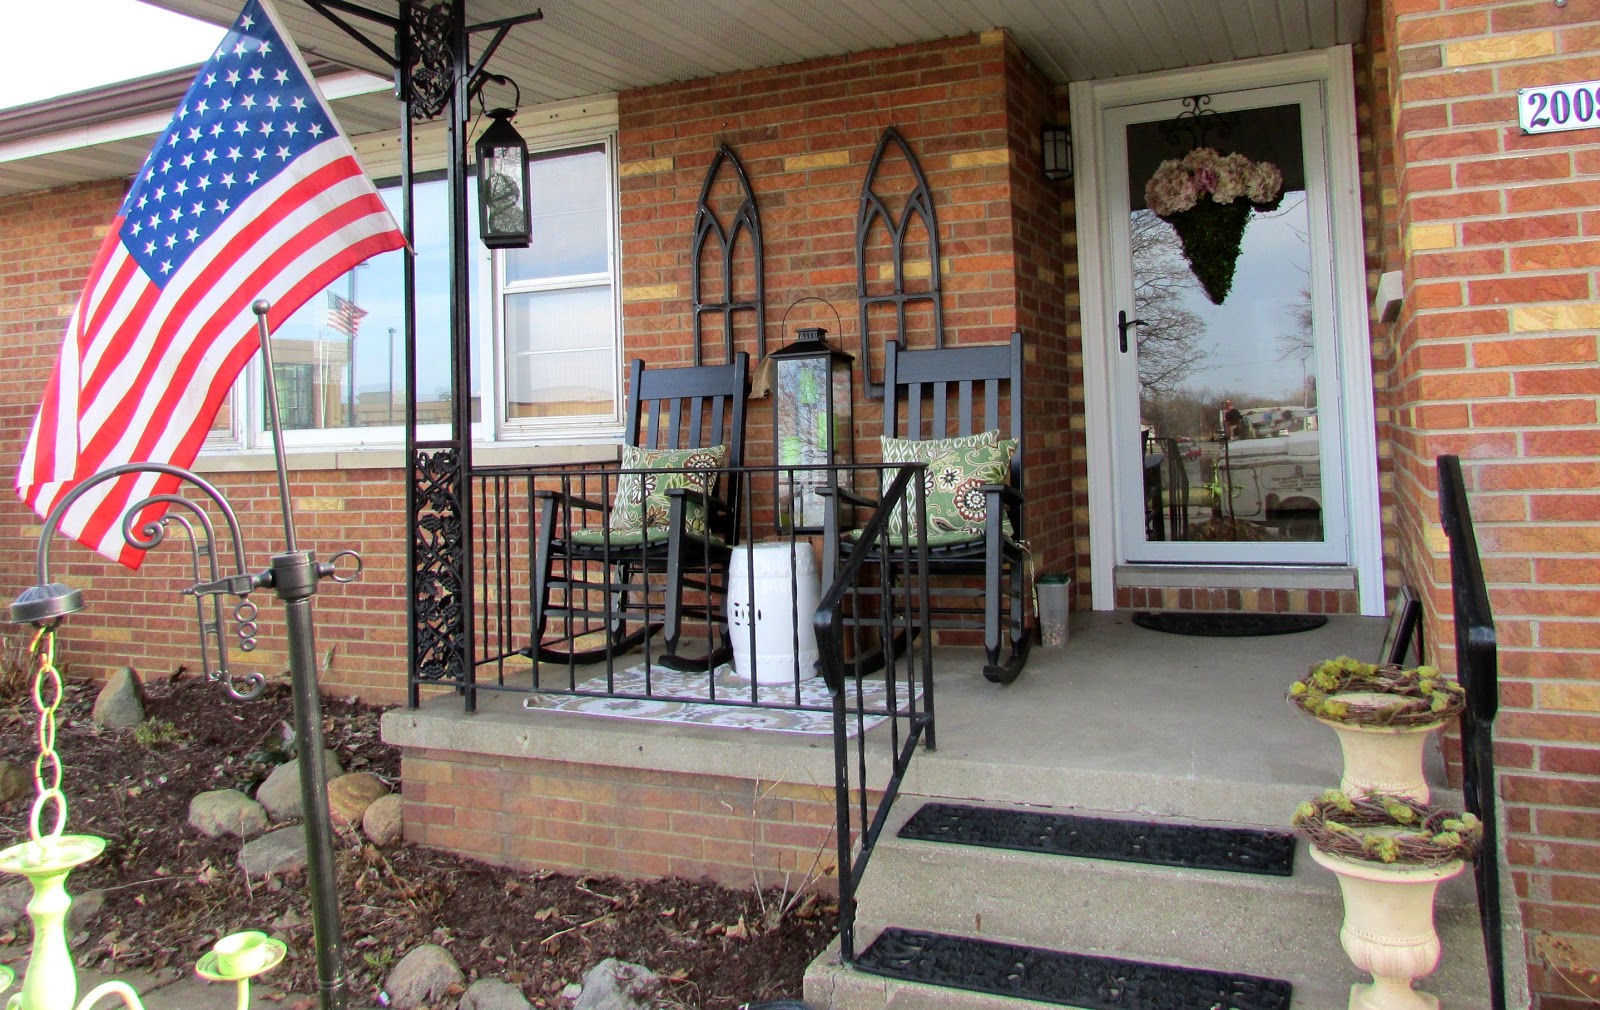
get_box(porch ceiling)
[142,0,1366,102]
[3,0,1365,198]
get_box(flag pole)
[253,299,347,1010]
[253,301,300,553]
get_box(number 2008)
[1525,86,1600,130]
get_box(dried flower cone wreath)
[1288,656,1467,728]
[1293,790,1482,866]
[1144,147,1284,305]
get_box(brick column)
[1382,2,1600,1004]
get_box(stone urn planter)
[1294,792,1482,1010]
[1288,658,1467,803]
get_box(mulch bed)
[0,672,836,1008]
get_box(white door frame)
[1071,46,1385,616]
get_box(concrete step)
[806,796,1496,1010]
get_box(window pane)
[504,286,615,418]
[265,177,482,432]
[503,145,609,283]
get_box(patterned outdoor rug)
[521,663,920,737]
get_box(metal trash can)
[1036,574,1071,648]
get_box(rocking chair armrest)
[532,488,612,513]
[665,485,732,515]
[979,483,1024,507]
[817,485,879,509]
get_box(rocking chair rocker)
[826,333,1031,683]
[531,353,749,669]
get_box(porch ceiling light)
[476,102,532,249]
[1041,123,1072,182]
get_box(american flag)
[326,291,367,337]
[16,0,406,567]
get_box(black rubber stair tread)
[856,927,1293,1010]
[899,802,1296,876]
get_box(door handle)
[1117,310,1145,353]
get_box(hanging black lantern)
[476,107,531,249]
[771,326,855,533]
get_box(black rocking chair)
[531,353,749,669]
[827,332,1030,683]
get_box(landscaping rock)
[0,880,31,930]
[91,667,145,730]
[239,826,308,878]
[572,958,661,1010]
[256,750,343,821]
[189,788,269,839]
[363,792,404,847]
[460,977,531,1010]
[0,760,29,807]
[67,888,105,932]
[327,771,388,831]
[384,943,464,1009]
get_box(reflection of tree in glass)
[1130,210,1212,400]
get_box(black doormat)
[899,802,1295,876]
[1131,611,1328,637]
[856,928,1293,1010]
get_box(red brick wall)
[1380,2,1600,1004]
[616,31,1077,578]
[402,749,840,889]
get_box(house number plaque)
[1519,80,1600,135]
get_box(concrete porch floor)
[912,610,1408,824]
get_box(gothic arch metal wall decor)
[856,126,943,397]
[692,144,766,365]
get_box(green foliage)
[133,718,188,748]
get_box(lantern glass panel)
[482,143,527,241]
[776,354,830,532]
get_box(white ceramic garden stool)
[1310,846,1465,1010]
[726,541,820,684]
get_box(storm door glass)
[1108,82,1349,565]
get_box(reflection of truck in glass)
[1214,430,1323,540]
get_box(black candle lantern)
[771,326,854,533]
[475,107,531,249]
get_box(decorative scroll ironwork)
[412,446,468,686]
[856,127,943,397]
[407,0,455,121]
[16,462,265,701]
[692,144,765,365]
[1157,94,1236,150]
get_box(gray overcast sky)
[0,0,223,110]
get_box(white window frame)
[202,98,624,459]
[493,130,624,443]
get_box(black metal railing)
[815,464,936,963]
[448,462,930,720]
[409,458,938,957]
[1438,454,1506,1010]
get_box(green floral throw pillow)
[591,444,727,542]
[879,432,1016,544]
